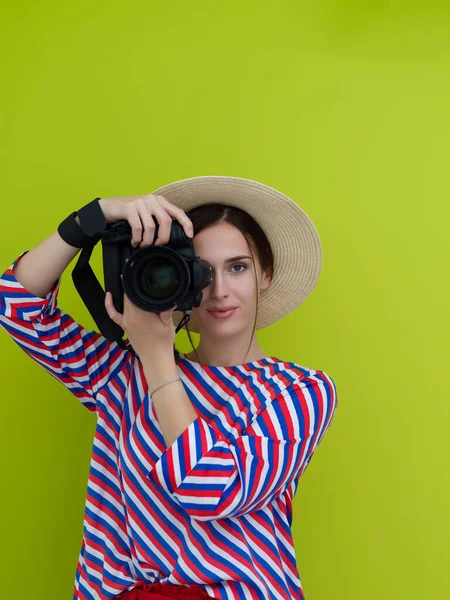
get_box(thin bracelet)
[150,378,182,397]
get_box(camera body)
[102,217,212,316]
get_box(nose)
[209,270,228,300]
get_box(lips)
[208,308,237,319]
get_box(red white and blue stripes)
[0,250,338,600]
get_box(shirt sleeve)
[0,250,129,413]
[147,369,338,521]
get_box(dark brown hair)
[181,203,274,365]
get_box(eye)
[231,263,247,273]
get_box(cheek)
[195,274,257,307]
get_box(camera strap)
[71,240,133,353]
[60,199,132,353]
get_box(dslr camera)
[70,216,213,355]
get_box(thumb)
[105,292,123,326]
[159,305,176,322]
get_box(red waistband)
[118,581,212,599]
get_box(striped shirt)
[0,250,338,600]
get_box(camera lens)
[139,257,181,299]
[122,246,190,312]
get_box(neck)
[185,336,268,367]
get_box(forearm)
[141,351,198,449]
[13,215,82,299]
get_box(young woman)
[0,176,338,600]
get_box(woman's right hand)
[98,194,194,248]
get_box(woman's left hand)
[105,290,176,359]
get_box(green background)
[1,1,449,599]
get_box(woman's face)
[191,222,271,337]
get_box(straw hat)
[150,175,322,333]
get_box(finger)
[155,196,194,238]
[125,200,145,247]
[160,305,177,321]
[138,204,171,247]
[105,292,123,327]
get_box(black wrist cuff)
[58,197,106,248]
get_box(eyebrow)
[201,255,252,265]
